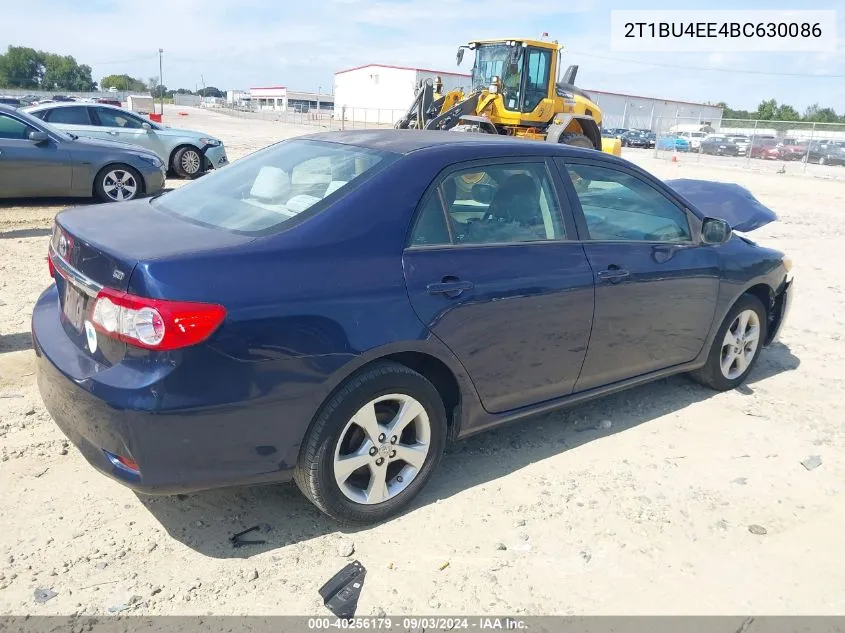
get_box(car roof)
[299,129,621,162]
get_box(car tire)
[819,156,827,166]
[688,294,768,391]
[294,361,448,525]
[94,164,143,203]
[172,146,204,179]
[559,132,596,150]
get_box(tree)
[0,46,45,88]
[41,54,96,91]
[101,74,147,91]
[151,84,167,98]
[803,103,840,123]
[197,86,223,98]
[755,98,778,121]
[774,104,800,121]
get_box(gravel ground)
[1,106,844,617]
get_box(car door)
[403,158,595,414]
[89,106,156,153]
[556,158,721,392]
[0,111,71,197]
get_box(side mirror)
[28,130,49,143]
[701,217,732,245]
[142,122,152,131]
[456,47,465,66]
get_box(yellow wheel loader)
[395,37,621,156]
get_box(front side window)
[153,139,395,234]
[0,113,30,139]
[564,163,691,243]
[409,162,565,246]
[46,106,91,125]
[95,108,144,129]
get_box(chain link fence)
[649,116,845,179]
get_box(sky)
[1,0,843,111]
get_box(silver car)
[23,102,228,178]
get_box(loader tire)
[559,133,596,150]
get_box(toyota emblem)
[58,234,68,258]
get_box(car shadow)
[137,342,800,559]
[0,227,52,239]
[0,332,33,354]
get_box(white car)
[23,102,228,178]
[677,131,708,152]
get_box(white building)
[333,64,471,124]
[248,86,334,112]
[586,89,723,132]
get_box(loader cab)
[465,40,555,115]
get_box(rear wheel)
[294,361,448,525]
[689,294,767,391]
[94,165,142,202]
[172,146,204,179]
[559,132,596,150]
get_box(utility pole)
[158,48,164,115]
[317,84,321,119]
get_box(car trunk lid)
[50,199,254,365]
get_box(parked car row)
[0,100,230,204]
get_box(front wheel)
[559,132,596,150]
[294,361,448,525]
[172,146,204,179]
[94,165,143,202]
[689,294,767,391]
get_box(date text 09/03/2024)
[307,617,528,630]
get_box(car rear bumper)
[32,284,297,495]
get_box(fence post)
[747,119,758,167]
[341,106,346,131]
[804,122,815,173]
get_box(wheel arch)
[311,343,477,443]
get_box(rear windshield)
[152,139,395,234]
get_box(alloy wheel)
[720,309,761,380]
[333,394,431,505]
[102,170,138,202]
[180,149,202,174]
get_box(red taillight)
[90,287,226,351]
[47,256,55,279]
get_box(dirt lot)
[1,106,844,617]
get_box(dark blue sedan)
[32,130,794,524]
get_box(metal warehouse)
[333,64,471,124]
[588,89,723,132]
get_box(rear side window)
[94,108,144,128]
[153,139,395,234]
[45,106,91,125]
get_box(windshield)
[152,139,396,234]
[472,44,521,92]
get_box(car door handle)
[597,268,630,283]
[426,278,474,298]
